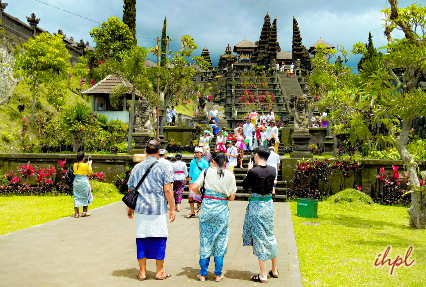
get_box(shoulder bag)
[122,161,158,210]
[200,168,208,200]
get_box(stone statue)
[135,99,154,134]
[290,96,310,134]
[295,59,301,69]
[0,47,19,105]
[198,95,207,115]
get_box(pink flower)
[392,165,399,174]
[357,185,362,191]
[380,167,384,174]
[58,159,66,168]
[11,177,20,183]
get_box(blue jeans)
[199,257,223,276]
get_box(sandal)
[85,212,91,216]
[197,275,206,282]
[137,275,146,281]
[215,275,224,282]
[251,274,268,283]
[74,214,80,218]
[156,272,171,280]
[268,270,279,278]
[80,212,86,217]
[187,213,195,218]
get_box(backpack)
[65,166,75,188]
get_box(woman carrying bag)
[73,152,93,218]
[192,152,237,282]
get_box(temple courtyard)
[0,200,302,286]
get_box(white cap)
[194,147,203,153]
[159,149,167,155]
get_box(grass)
[0,181,122,235]
[175,101,196,117]
[291,190,426,287]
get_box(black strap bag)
[122,161,157,210]
[200,168,208,200]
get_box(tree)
[357,32,380,72]
[160,17,167,67]
[14,32,72,123]
[106,46,155,153]
[122,0,137,46]
[380,1,426,229]
[89,16,134,61]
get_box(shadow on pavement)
[175,266,200,279]
[111,268,157,280]
[225,269,254,281]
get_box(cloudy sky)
[6,0,413,71]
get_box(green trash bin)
[297,198,318,218]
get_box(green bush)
[89,180,120,196]
[327,189,373,206]
[1,131,13,142]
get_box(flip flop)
[197,275,206,282]
[251,274,268,283]
[215,275,224,282]
[74,214,80,218]
[137,275,146,281]
[187,213,195,218]
[268,270,279,278]
[156,273,171,280]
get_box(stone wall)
[0,46,18,104]
[163,127,197,146]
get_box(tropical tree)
[160,16,167,67]
[14,32,72,123]
[122,0,137,46]
[89,16,134,61]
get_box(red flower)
[58,159,66,168]
[380,167,384,174]
[392,165,399,173]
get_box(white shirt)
[268,112,275,121]
[266,151,280,178]
[243,123,255,139]
[209,109,219,118]
[226,146,238,166]
[195,167,237,197]
[199,135,213,144]
[216,135,225,145]
[266,126,278,140]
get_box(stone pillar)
[26,13,40,38]
[77,39,86,57]
[323,121,334,153]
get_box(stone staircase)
[179,155,288,202]
[277,74,304,104]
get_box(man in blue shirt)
[170,106,177,125]
[127,139,176,280]
[187,147,209,218]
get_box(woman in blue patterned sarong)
[242,146,278,283]
[192,152,237,282]
[73,152,93,218]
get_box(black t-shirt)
[242,165,276,195]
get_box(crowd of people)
[125,140,279,282]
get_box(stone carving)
[135,99,154,134]
[231,102,237,119]
[290,95,310,134]
[295,59,301,69]
[0,47,18,105]
[198,94,207,114]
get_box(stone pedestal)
[323,136,334,153]
[290,133,313,158]
[129,132,155,155]
[196,114,208,125]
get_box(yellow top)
[73,162,92,176]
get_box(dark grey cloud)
[6,0,413,70]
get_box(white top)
[243,123,255,139]
[195,167,237,197]
[268,112,275,121]
[226,146,238,166]
[266,126,278,140]
[199,135,213,144]
[135,213,168,238]
[260,131,267,141]
[216,135,225,145]
[266,151,280,178]
[209,109,219,117]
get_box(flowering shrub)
[375,165,411,206]
[114,166,133,194]
[89,172,106,182]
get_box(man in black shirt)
[242,146,278,283]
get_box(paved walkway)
[0,201,302,286]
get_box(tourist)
[208,118,219,135]
[249,109,259,126]
[199,130,214,151]
[98,103,104,111]
[235,127,245,169]
[171,106,177,125]
[166,154,173,162]
[260,126,267,146]
[192,152,237,282]
[266,146,280,195]
[203,146,212,165]
[126,139,176,281]
[242,146,278,283]
[286,68,290,78]
[216,130,226,152]
[290,63,294,77]
[243,118,255,155]
[255,126,263,147]
[266,120,279,152]
[209,106,219,122]
[268,109,275,122]
[225,140,238,173]
[188,147,209,218]
[172,152,187,212]
[166,105,172,126]
[73,152,93,218]
[260,112,267,127]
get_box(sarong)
[73,175,93,207]
[188,183,202,202]
[243,193,277,261]
[199,190,229,259]
[236,140,244,161]
[173,180,185,204]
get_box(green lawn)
[291,198,426,286]
[0,181,122,235]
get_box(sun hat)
[195,147,203,153]
[159,149,167,155]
